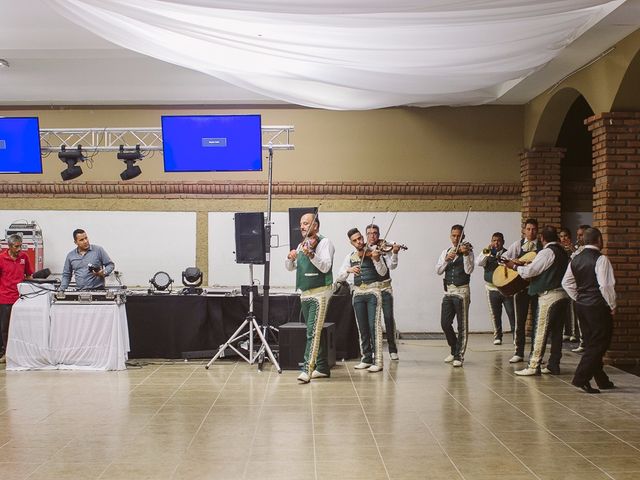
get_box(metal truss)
[40,125,294,153]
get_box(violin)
[448,241,473,256]
[375,239,408,253]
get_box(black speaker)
[278,322,336,370]
[234,212,266,264]
[288,207,318,250]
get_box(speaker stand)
[205,265,281,372]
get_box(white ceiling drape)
[45,0,624,110]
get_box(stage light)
[181,267,203,295]
[149,271,173,294]
[58,145,86,181]
[117,145,143,180]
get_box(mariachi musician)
[285,212,335,384]
[337,228,388,373]
[366,223,403,361]
[505,226,570,376]
[504,218,543,364]
[476,232,515,345]
[436,224,474,367]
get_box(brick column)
[519,147,564,228]
[586,112,640,367]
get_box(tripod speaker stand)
[205,264,280,371]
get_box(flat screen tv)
[0,117,43,174]
[161,114,262,172]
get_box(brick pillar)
[519,147,564,228]
[585,113,640,367]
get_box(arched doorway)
[555,95,594,237]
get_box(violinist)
[337,228,388,373]
[476,232,515,346]
[435,224,474,367]
[366,224,401,361]
[285,213,335,384]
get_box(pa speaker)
[234,212,266,264]
[288,207,318,250]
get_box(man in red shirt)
[0,234,33,363]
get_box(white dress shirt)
[505,238,539,260]
[285,236,335,273]
[336,251,388,283]
[515,242,558,279]
[561,245,617,310]
[435,247,475,276]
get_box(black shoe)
[598,382,616,390]
[572,380,600,394]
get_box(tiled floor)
[1,334,639,480]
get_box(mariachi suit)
[286,235,334,377]
[477,247,515,342]
[436,247,475,362]
[517,243,569,373]
[338,251,389,368]
[507,238,543,358]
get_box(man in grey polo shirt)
[60,229,115,290]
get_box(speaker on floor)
[234,212,266,264]
[288,207,318,250]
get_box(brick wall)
[519,147,564,229]
[586,112,640,367]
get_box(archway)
[555,95,594,236]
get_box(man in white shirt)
[337,228,388,373]
[505,226,569,376]
[562,227,617,394]
[366,224,401,360]
[504,218,543,364]
[435,224,474,367]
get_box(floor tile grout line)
[535,369,640,421]
[311,365,318,480]
[345,359,392,480]
[417,413,466,480]
[163,362,238,480]
[484,367,620,479]
[494,364,640,454]
[440,383,544,480]
[241,364,276,480]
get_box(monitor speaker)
[288,207,318,250]
[234,212,266,264]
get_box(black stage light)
[149,271,173,294]
[118,145,143,180]
[59,145,86,181]
[181,267,203,295]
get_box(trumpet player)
[436,224,474,367]
[476,232,515,345]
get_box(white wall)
[0,210,197,288]
[209,211,522,333]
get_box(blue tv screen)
[162,115,262,172]
[0,117,43,174]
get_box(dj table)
[6,283,130,371]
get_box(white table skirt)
[6,284,129,371]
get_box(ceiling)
[1,0,639,108]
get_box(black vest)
[444,252,471,287]
[571,248,607,307]
[483,248,506,283]
[528,243,569,295]
[349,252,390,286]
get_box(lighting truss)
[39,126,294,152]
